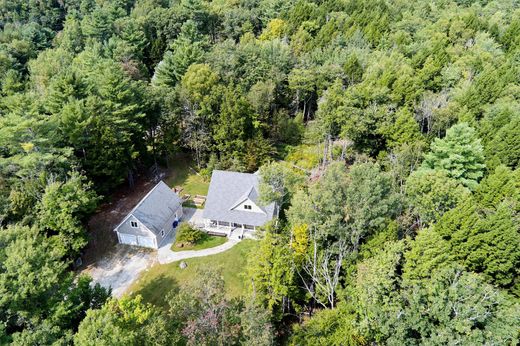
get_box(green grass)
[165,155,209,197]
[128,240,256,308]
[284,144,321,170]
[171,234,227,252]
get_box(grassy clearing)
[128,240,256,308]
[284,144,321,170]
[171,234,227,252]
[165,155,209,197]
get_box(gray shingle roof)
[202,170,276,227]
[116,181,182,236]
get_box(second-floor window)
[244,205,252,210]
[131,221,138,228]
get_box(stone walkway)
[157,238,239,264]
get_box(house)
[202,170,277,236]
[114,181,183,249]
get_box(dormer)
[229,186,266,214]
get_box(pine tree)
[422,123,485,190]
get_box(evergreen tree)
[422,123,486,190]
[152,20,206,87]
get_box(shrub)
[175,223,204,246]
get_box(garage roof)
[115,181,182,236]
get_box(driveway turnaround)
[157,238,239,264]
[83,245,155,297]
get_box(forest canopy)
[0,0,519,344]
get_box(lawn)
[127,240,256,308]
[171,234,227,252]
[165,154,209,197]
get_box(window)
[244,205,252,210]
[130,221,138,228]
[161,230,165,237]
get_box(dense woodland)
[0,0,519,344]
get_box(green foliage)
[37,172,99,256]
[353,244,520,344]
[152,21,206,87]
[258,161,304,208]
[1,0,520,342]
[0,225,109,341]
[405,169,469,225]
[246,228,298,317]
[290,303,365,346]
[422,123,486,190]
[74,295,173,346]
[343,162,401,246]
[175,223,204,246]
[434,199,520,289]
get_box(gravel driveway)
[82,245,155,297]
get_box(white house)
[202,170,277,237]
[114,181,183,249]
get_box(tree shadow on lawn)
[132,274,179,309]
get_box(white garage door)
[119,233,137,245]
[137,236,155,248]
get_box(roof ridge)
[229,185,254,211]
[130,180,168,216]
[213,169,257,176]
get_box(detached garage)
[114,181,183,249]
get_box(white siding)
[232,198,265,214]
[137,236,155,248]
[118,233,138,245]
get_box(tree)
[289,303,364,346]
[246,228,297,318]
[175,223,204,246]
[475,165,520,211]
[353,243,520,344]
[343,162,401,249]
[398,267,520,345]
[287,162,350,243]
[259,19,287,40]
[422,123,486,190]
[152,20,206,87]
[258,161,304,209]
[0,225,109,340]
[405,169,469,226]
[486,115,520,169]
[0,225,68,333]
[166,268,266,345]
[434,199,520,290]
[239,300,274,346]
[213,86,253,160]
[178,63,219,168]
[74,296,174,346]
[37,172,99,256]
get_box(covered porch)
[204,219,257,239]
